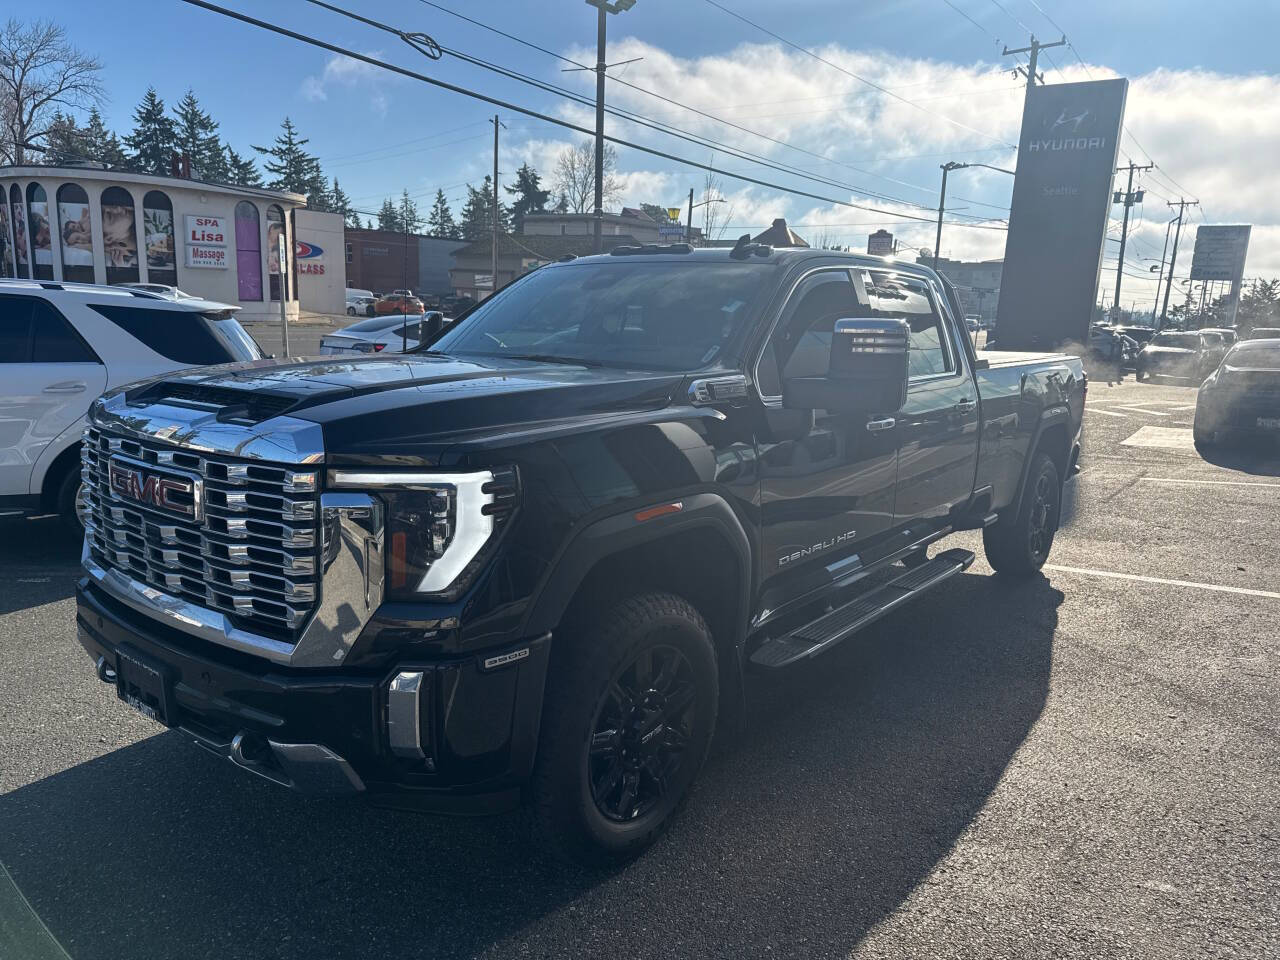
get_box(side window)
[87,304,233,365]
[0,296,33,362]
[31,301,100,363]
[866,272,955,378]
[758,270,860,397]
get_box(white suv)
[0,279,263,529]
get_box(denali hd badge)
[107,457,203,521]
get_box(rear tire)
[983,452,1060,578]
[531,592,718,865]
[54,465,85,535]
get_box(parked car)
[374,293,425,316]
[118,283,240,316]
[441,294,476,318]
[0,279,262,529]
[1113,324,1155,346]
[1136,330,1226,381]
[1247,327,1280,340]
[391,288,415,298]
[1199,326,1237,347]
[75,247,1083,864]
[319,312,446,354]
[1194,338,1280,449]
[345,288,377,317]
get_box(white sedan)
[319,312,446,355]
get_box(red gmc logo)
[107,458,202,520]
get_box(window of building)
[100,187,140,285]
[56,183,95,283]
[234,201,262,301]
[8,184,28,279]
[142,190,177,286]
[25,182,53,280]
[267,204,287,301]
[345,242,353,264]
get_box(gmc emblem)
[107,457,203,521]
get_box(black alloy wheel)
[587,644,696,823]
[983,451,1061,577]
[1027,468,1058,565]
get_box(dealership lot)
[1,377,1276,960]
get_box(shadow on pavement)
[0,572,1062,960]
[1194,440,1280,477]
[0,517,82,616]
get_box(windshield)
[1151,333,1199,348]
[431,260,773,370]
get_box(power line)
[700,0,1016,148]
[177,0,1009,230]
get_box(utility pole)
[490,114,503,294]
[1112,160,1153,312]
[686,187,694,243]
[1160,198,1198,329]
[1002,34,1067,105]
[1152,216,1176,315]
[934,162,961,269]
[585,0,636,254]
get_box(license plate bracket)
[115,646,175,727]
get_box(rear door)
[869,270,979,529]
[0,295,106,496]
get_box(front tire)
[983,452,1060,578]
[347,306,357,316]
[55,466,86,535]
[531,592,718,865]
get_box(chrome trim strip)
[82,491,386,668]
[90,390,324,465]
[386,671,425,759]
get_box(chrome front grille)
[82,426,321,640]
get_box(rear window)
[1152,333,1198,348]
[343,315,404,333]
[1228,340,1280,363]
[0,294,100,363]
[88,303,251,365]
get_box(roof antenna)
[729,233,752,260]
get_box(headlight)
[329,469,516,600]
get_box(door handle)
[43,382,87,394]
[865,417,896,433]
[955,398,977,414]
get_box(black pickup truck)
[75,244,1084,862]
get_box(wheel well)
[558,528,744,662]
[40,441,82,511]
[1034,421,1070,480]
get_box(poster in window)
[29,199,52,267]
[101,204,138,269]
[0,205,12,277]
[144,207,176,270]
[266,221,283,275]
[58,200,94,267]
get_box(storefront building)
[0,165,310,323]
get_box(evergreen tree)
[427,189,457,238]
[172,89,228,181]
[505,162,550,232]
[83,108,127,168]
[377,197,400,232]
[397,189,422,233]
[553,192,569,214]
[224,144,262,187]
[459,176,510,241]
[45,112,89,165]
[124,87,177,175]
[252,117,328,207]
[330,178,360,229]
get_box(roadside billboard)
[867,229,894,256]
[995,78,1128,349]
[1190,225,1250,282]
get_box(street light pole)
[585,0,636,254]
[685,190,725,244]
[934,161,960,270]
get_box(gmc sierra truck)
[75,243,1084,863]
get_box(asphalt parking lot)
[1,374,1277,959]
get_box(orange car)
[374,293,425,315]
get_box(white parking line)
[1116,406,1171,416]
[1087,408,1130,418]
[1137,477,1280,489]
[1045,564,1280,600]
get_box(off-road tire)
[531,592,718,866]
[983,452,1060,578]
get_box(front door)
[754,267,900,613]
[865,270,979,529]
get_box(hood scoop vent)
[132,381,301,424]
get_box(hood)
[125,353,688,461]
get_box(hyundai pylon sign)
[996,78,1128,349]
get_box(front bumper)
[76,579,551,814]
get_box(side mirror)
[783,318,910,414]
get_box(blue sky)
[56,0,1280,306]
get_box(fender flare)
[519,491,753,647]
[1012,404,1071,517]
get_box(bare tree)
[700,160,735,243]
[553,139,621,214]
[0,18,104,164]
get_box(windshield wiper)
[505,353,607,368]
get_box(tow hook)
[95,655,116,684]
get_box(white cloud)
[300,52,389,116]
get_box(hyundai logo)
[107,457,203,521]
